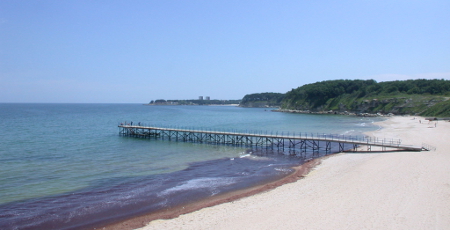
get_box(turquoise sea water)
[0,104,382,229]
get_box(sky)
[1,0,449,103]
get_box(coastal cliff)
[279,95,449,116]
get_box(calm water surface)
[0,104,382,229]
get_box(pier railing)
[118,123,426,152]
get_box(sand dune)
[141,116,450,230]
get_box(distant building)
[206,96,210,100]
[199,96,203,100]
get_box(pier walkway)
[118,124,429,153]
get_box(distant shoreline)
[273,108,392,117]
[274,109,450,120]
[143,103,240,106]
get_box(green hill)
[239,92,285,107]
[280,79,450,117]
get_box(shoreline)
[143,104,240,106]
[102,157,328,230]
[272,108,391,117]
[138,116,450,229]
[102,116,399,229]
[273,109,450,120]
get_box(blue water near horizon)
[0,103,383,229]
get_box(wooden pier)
[118,124,429,153]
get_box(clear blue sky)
[1,0,449,103]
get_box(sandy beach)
[137,116,450,230]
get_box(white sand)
[141,116,450,230]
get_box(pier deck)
[118,124,429,153]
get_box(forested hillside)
[280,79,450,116]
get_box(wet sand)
[137,116,450,229]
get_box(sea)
[0,103,382,229]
